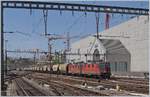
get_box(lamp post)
[1,6,5,92]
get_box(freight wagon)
[58,64,68,75]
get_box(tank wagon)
[58,64,68,75]
[52,64,59,73]
[47,65,51,72]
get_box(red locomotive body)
[68,62,111,79]
[82,63,100,75]
[68,64,80,75]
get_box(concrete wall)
[99,16,149,73]
[100,39,131,72]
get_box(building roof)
[100,39,129,55]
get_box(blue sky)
[4,1,149,58]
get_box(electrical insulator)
[84,12,87,17]
[72,11,74,16]
[60,10,62,16]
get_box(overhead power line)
[4,31,31,37]
[64,14,85,33]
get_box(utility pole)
[67,32,70,51]
[43,10,48,35]
[94,12,100,63]
[33,52,36,65]
[36,49,39,62]
[33,49,39,65]
[1,3,5,93]
[5,40,8,76]
[105,13,110,30]
[43,9,53,82]
[47,38,52,82]
[95,12,100,39]
[48,38,52,65]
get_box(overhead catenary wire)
[63,13,85,34]
[29,10,47,39]
[62,13,86,51]
[32,15,43,35]
[15,31,31,37]
[31,12,129,39]
[40,9,132,46]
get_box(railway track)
[31,71,149,86]
[14,78,47,96]
[110,77,149,85]
[5,71,32,82]
[30,73,149,94]
[34,72,149,86]
[32,77,107,96]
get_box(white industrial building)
[66,16,149,77]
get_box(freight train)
[26,62,111,79]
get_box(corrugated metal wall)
[110,61,128,72]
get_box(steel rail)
[14,79,29,96]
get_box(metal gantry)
[1,1,149,15]
[1,0,149,92]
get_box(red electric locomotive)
[68,63,81,75]
[68,62,111,79]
